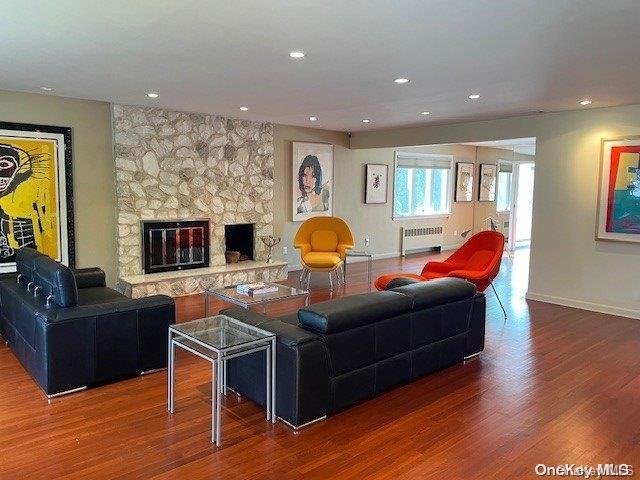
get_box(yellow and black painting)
[0,135,60,264]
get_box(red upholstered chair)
[374,231,507,318]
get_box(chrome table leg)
[271,337,276,424]
[168,333,175,413]
[266,343,271,421]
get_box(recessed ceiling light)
[468,94,481,99]
[40,86,53,91]
[420,111,430,116]
[309,116,318,121]
[362,119,371,123]
[580,99,592,106]
[289,51,305,59]
[147,92,159,98]
[394,78,410,84]
[239,106,249,111]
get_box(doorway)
[506,162,535,251]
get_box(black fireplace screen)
[142,220,210,274]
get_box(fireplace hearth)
[142,219,210,274]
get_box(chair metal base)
[300,264,344,292]
[490,282,508,320]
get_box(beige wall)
[273,125,350,266]
[351,104,640,318]
[0,90,117,285]
[333,144,477,260]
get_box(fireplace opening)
[142,219,210,274]
[225,224,254,263]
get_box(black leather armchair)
[0,248,175,397]
[223,277,486,428]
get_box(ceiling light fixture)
[580,99,592,106]
[40,86,53,91]
[309,116,318,121]
[420,111,430,116]
[362,119,371,123]
[239,106,249,111]
[468,94,481,99]
[147,92,159,98]
[289,51,305,59]
[394,78,409,84]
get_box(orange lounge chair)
[375,231,507,318]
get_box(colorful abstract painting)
[0,122,74,272]
[597,137,640,242]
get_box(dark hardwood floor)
[1,249,639,479]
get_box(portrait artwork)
[292,142,333,221]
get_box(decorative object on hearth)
[478,163,497,202]
[596,136,640,243]
[225,250,241,264]
[365,164,388,204]
[260,235,281,263]
[0,121,75,273]
[455,162,474,202]
[292,142,333,221]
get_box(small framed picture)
[455,162,474,202]
[478,163,497,202]
[365,164,388,204]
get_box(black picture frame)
[477,163,497,202]
[0,121,75,269]
[454,162,474,202]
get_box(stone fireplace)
[112,104,287,298]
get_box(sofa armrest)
[72,267,106,288]
[465,293,486,357]
[35,294,175,394]
[222,307,330,428]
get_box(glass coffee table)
[168,315,276,446]
[205,282,309,315]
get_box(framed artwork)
[365,164,388,204]
[596,136,640,243]
[0,121,75,272]
[292,141,333,221]
[455,162,474,202]
[478,163,497,202]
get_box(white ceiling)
[3,1,640,132]
[463,138,537,156]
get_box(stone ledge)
[117,261,288,298]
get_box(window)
[496,161,513,212]
[393,152,453,218]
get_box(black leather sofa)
[222,277,485,429]
[0,248,175,397]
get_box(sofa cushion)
[302,252,342,268]
[298,291,412,333]
[33,256,78,307]
[390,277,476,311]
[310,230,339,252]
[77,287,127,306]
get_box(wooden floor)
[1,249,639,479]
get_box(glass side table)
[205,282,309,315]
[344,250,373,292]
[168,315,276,446]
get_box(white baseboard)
[525,291,640,320]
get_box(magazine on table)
[236,282,279,296]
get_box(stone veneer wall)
[112,104,275,278]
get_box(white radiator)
[401,225,444,256]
